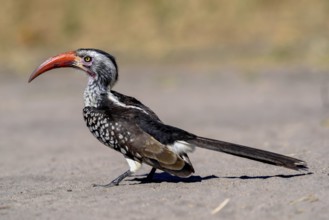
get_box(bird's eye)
[84,56,92,62]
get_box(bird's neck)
[84,79,109,108]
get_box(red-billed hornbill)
[28,48,308,187]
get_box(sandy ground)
[0,65,328,220]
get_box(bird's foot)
[92,170,132,188]
[140,167,156,183]
[92,182,118,188]
[130,168,157,184]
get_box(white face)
[76,49,118,88]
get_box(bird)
[28,48,308,187]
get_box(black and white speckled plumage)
[82,91,196,178]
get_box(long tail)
[188,137,308,171]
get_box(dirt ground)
[0,65,328,220]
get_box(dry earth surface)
[0,65,328,220]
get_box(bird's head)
[28,48,118,88]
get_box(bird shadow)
[128,171,313,185]
[220,172,313,180]
[128,173,218,184]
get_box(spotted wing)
[83,106,194,177]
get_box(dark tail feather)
[188,137,308,171]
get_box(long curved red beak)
[28,51,78,83]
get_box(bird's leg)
[145,168,157,181]
[93,170,132,188]
[93,158,142,187]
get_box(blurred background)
[1,0,329,74]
